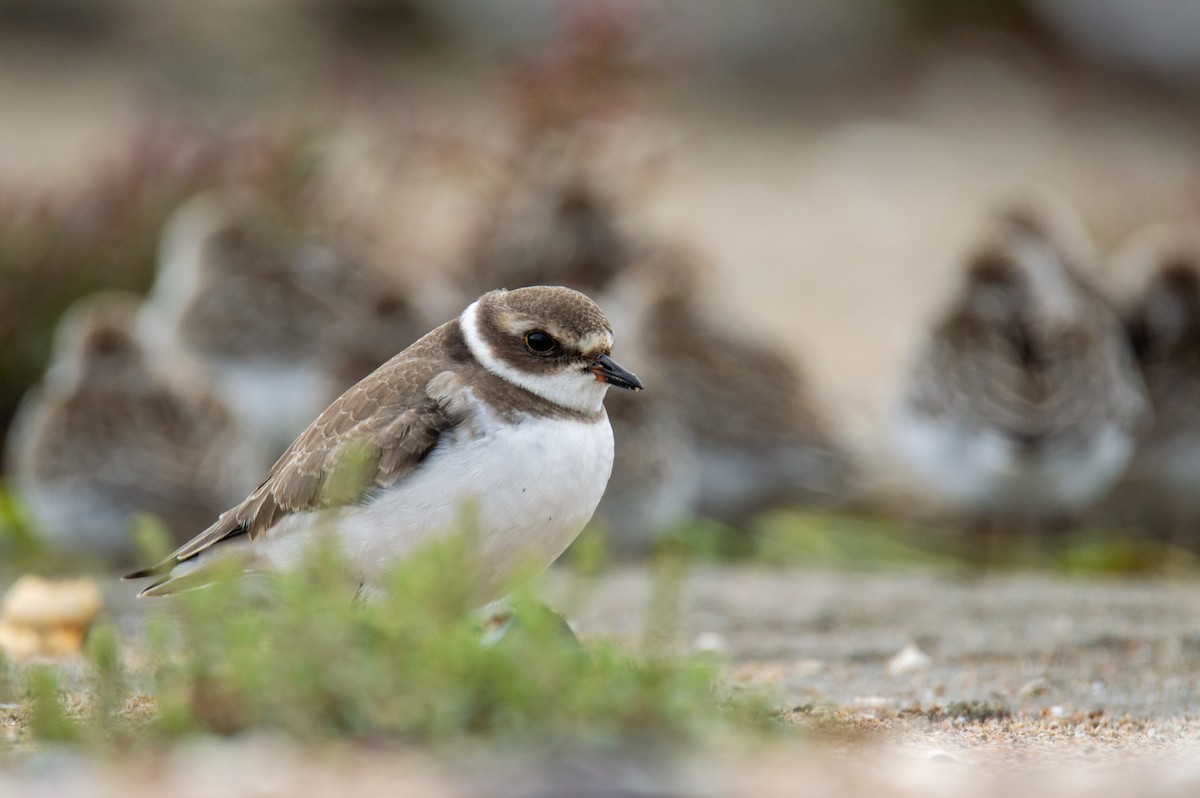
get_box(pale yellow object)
[0,576,102,659]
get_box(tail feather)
[123,559,176,582]
[132,543,255,597]
[124,515,252,591]
[136,561,214,598]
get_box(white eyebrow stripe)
[577,330,614,353]
[459,300,609,414]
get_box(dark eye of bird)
[524,330,558,354]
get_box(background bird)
[145,190,364,455]
[593,368,700,555]
[463,164,849,536]
[892,205,1149,556]
[1108,224,1200,548]
[6,291,264,563]
[460,163,631,302]
[628,246,852,525]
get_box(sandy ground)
[566,566,1200,720]
[5,564,1200,796]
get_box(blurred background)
[2,0,1200,570]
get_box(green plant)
[19,535,775,748]
[752,509,956,570]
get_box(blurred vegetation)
[639,510,957,570]
[751,509,958,570]
[0,480,39,561]
[1,535,775,749]
[636,507,1200,578]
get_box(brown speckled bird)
[145,190,352,452]
[461,166,631,299]
[146,190,427,454]
[594,362,700,554]
[6,292,264,562]
[892,205,1148,543]
[1109,224,1200,545]
[630,247,851,524]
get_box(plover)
[320,262,428,398]
[892,206,1148,539]
[462,169,706,545]
[594,367,700,555]
[1109,224,1200,544]
[462,167,630,298]
[6,292,263,562]
[144,190,353,453]
[126,286,643,600]
[631,248,851,523]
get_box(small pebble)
[1018,678,1048,699]
[693,631,727,654]
[927,750,960,765]
[887,642,932,675]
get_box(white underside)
[208,360,330,454]
[18,484,134,560]
[696,443,846,520]
[892,408,1135,515]
[1158,439,1200,499]
[253,406,615,602]
[1127,434,1200,508]
[598,422,700,552]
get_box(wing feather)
[126,321,470,577]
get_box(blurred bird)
[126,286,643,600]
[145,191,341,453]
[145,190,425,454]
[462,165,631,300]
[594,367,700,555]
[464,167,847,530]
[1109,224,1200,546]
[6,292,264,563]
[464,167,704,546]
[630,247,851,524]
[319,262,429,400]
[892,205,1148,551]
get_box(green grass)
[0,480,51,572]
[645,508,958,570]
[6,535,775,750]
[750,509,957,570]
[650,506,1200,577]
[2,488,1192,751]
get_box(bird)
[463,168,846,530]
[593,372,700,555]
[143,190,366,455]
[891,205,1148,552]
[628,246,851,524]
[318,261,429,400]
[1108,224,1200,546]
[461,165,631,302]
[126,286,644,601]
[6,291,264,563]
[461,169,704,547]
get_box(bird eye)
[524,330,558,354]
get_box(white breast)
[261,408,615,601]
[209,359,330,452]
[892,409,1135,515]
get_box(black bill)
[590,353,644,391]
